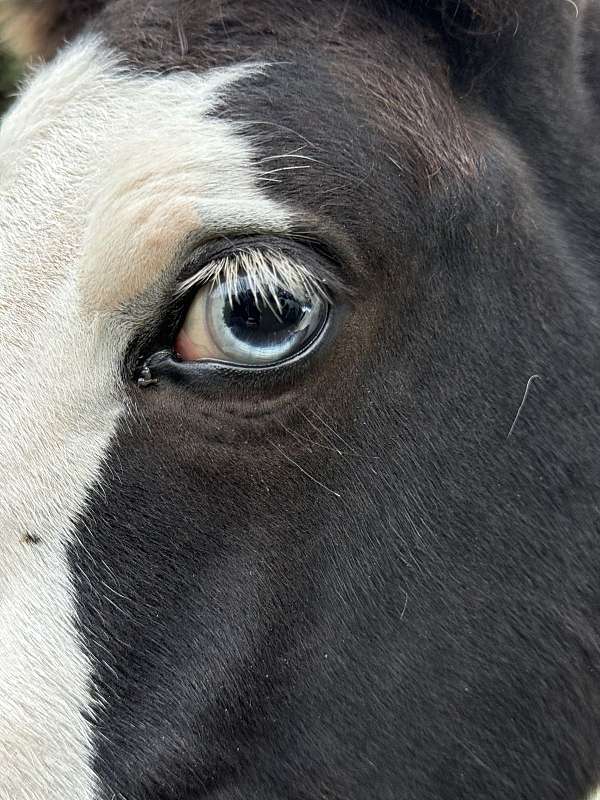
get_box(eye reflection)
[175,273,328,366]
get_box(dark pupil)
[224,288,305,342]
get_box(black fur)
[41,0,600,797]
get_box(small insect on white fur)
[0,36,294,800]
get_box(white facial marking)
[0,36,292,799]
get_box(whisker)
[258,164,313,176]
[276,418,348,455]
[241,119,316,148]
[258,153,325,165]
[269,440,341,498]
[309,404,362,455]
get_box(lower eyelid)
[134,295,344,393]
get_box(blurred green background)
[0,47,21,114]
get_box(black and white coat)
[1,1,599,798]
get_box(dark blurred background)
[0,47,21,113]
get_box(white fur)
[0,37,292,799]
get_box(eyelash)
[174,246,331,310]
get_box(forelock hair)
[430,0,520,33]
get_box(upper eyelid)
[173,238,354,303]
[175,248,329,304]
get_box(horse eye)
[174,273,329,366]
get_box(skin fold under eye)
[174,249,330,367]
